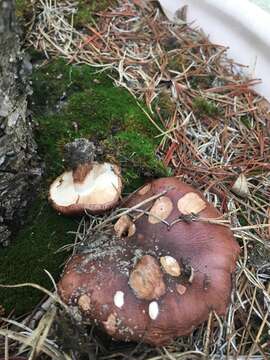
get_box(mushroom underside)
[49,162,121,213]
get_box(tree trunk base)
[0,0,42,246]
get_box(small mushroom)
[58,177,240,346]
[49,162,122,215]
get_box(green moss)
[189,75,216,90]
[168,56,183,73]
[156,91,176,119]
[167,54,187,73]
[240,115,253,129]
[15,0,27,17]
[74,0,117,28]
[0,58,168,315]
[32,59,167,185]
[0,199,75,315]
[15,0,114,29]
[15,0,33,26]
[105,131,170,191]
[249,243,270,268]
[192,96,220,117]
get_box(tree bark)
[0,0,42,246]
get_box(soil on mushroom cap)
[58,177,240,346]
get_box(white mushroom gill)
[74,163,119,199]
[149,301,159,320]
[50,171,78,206]
[114,291,125,308]
[50,163,120,207]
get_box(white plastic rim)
[252,0,270,12]
[158,0,270,101]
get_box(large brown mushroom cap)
[49,162,122,215]
[58,177,240,345]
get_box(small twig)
[203,311,213,359]
[231,224,270,231]
[170,214,230,228]
[93,188,173,231]
[131,208,170,226]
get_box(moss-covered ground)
[192,96,220,117]
[15,0,117,29]
[32,59,168,188]
[74,0,117,28]
[0,57,168,315]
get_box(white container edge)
[158,0,270,101]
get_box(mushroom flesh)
[49,162,122,215]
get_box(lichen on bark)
[0,0,42,246]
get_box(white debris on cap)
[149,301,159,320]
[176,283,187,295]
[148,196,173,224]
[50,171,78,206]
[103,313,117,335]
[129,255,166,300]
[160,255,181,277]
[50,162,121,207]
[114,291,125,308]
[177,192,206,215]
[78,294,91,311]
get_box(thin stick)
[203,311,213,359]
[93,188,173,230]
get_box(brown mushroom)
[49,162,122,215]
[58,177,240,346]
